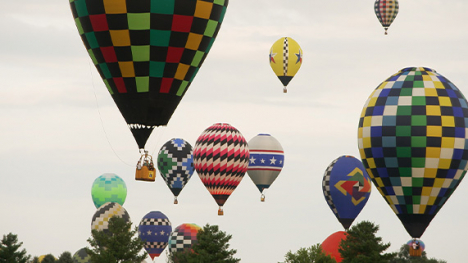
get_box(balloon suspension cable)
[174,197,178,205]
[283,86,287,93]
[261,194,265,202]
[385,28,388,35]
[88,61,133,167]
[218,206,224,216]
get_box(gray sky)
[1,0,468,262]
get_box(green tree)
[338,221,396,263]
[282,244,336,263]
[168,224,239,263]
[30,256,39,263]
[390,244,446,263]
[41,254,56,263]
[57,252,73,263]
[0,233,31,263]
[86,216,147,263]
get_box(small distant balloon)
[157,138,194,204]
[322,155,372,230]
[269,37,303,93]
[138,211,172,260]
[91,173,127,208]
[91,202,130,233]
[247,134,285,201]
[72,247,90,263]
[168,223,202,253]
[374,0,399,35]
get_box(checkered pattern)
[322,158,339,216]
[358,67,468,237]
[91,173,127,209]
[282,37,288,76]
[374,0,399,32]
[157,138,194,199]
[91,202,130,233]
[69,0,229,149]
[141,217,171,226]
[193,123,249,208]
[138,211,172,260]
[72,248,90,263]
[168,223,202,253]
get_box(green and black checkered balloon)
[358,67,468,238]
[69,0,229,149]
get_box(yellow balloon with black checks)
[269,37,303,93]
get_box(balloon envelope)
[321,231,347,263]
[157,138,194,202]
[72,247,91,263]
[138,211,172,260]
[269,37,302,92]
[69,0,229,149]
[358,67,468,238]
[322,155,372,230]
[374,0,399,34]
[91,202,130,233]
[91,173,127,208]
[168,223,202,253]
[193,123,249,213]
[247,134,284,194]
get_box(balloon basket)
[218,207,224,216]
[261,194,265,202]
[174,197,178,204]
[408,239,423,257]
[283,87,287,93]
[135,151,156,182]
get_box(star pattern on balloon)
[295,50,302,64]
[334,168,372,205]
[270,50,277,63]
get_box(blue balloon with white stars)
[138,211,172,260]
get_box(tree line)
[0,218,447,263]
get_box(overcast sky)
[1,0,468,262]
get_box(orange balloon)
[321,231,347,263]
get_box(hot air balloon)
[138,211,172,260]
[374,0,399,35]
[246,134,285,201]
[91,202,130,233]
[358,67,468,239]
[69,0,229,181]
[269,37,302,93]
[72,247,91,263]
[157,138,194,204]
[91,173,127,208]
[407,239,425,257]
[193,123,249,215]
[322,155,372,230]
[168,223,202,253]
[321,231,347,263]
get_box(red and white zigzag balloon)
[193,123,249,215]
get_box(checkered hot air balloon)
[91,202,130,234]
[269,37,302,93]
[358,67,468,238]
[193,123,250,215]
[72,247,90,263]
[91,173,127,208]
[138,211,172,260]
[168,223,202,253]
[69,0,229,150]
[374,0,399,35]
[322,155,372,230]
[157,138,194,204]
[247,134,285,201]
